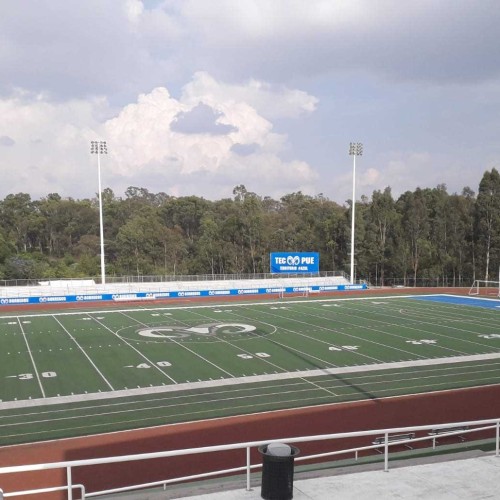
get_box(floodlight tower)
[349,142,363,284]
[90,141,107,285]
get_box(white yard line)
[119,311,236,378]
[3,351,500,410]
[384,299,500,329]
[341,301,500,353]
[249,307,390,364]
[89,314,178,385]
[4,375,500,443]
[188,308,339,397]
[7,363,500,421]
[16,318,45,398]
[0,294,420,321]
[52,316,115,391]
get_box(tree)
[0,193,39,253]
[160,226,188,275]
[366,187,398,286]
[115,211,163,275]
[398,189,430,285]
[37,195,97,257]
[445,190,474,286]
[0,226,12,258]
[474,169,500,281]
[239,191,264,273]
[197,214,223,274]
[426,185,450,285]
[160,196,210,242]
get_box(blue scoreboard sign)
[270,252,319,273]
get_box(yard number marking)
[13,371,57,380]
[237,352,271,359]
[406,339,437,345]
[126,361,172,369]
[329,345,359,351]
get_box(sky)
[1,0,500,206]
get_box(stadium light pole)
[349,142,363,284]
[90,141,107,286]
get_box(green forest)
[1,169,500,287]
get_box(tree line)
[1,169,500,286]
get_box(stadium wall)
[0,281,365,307]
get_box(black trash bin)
[259,442,299,500]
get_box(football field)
[1,293,500,446]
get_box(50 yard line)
[16,317,45,398]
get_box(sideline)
[2,351,500,410]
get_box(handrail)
[2,484,85,498]
[0,419,499,499]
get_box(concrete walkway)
[105,451,500,499]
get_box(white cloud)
[0,74,318,200]
[0,91,112,197]
[181,72,318,120]
[124,0,144,22]
[104,77,318,194]
[359,167,380,188]
[333,152,438,204]
[335,151,480,204]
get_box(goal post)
[277,287,311,299]
[468,280,500,297]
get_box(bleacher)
[0,274,352,300]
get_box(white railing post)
[384,432,389,472]
[67,466,73,500]
[496,421,499,457]
[246,447,251,491]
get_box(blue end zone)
[409,294,500,309]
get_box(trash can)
[259,442,299,500]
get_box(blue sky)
[1,0,499,205]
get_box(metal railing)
[1,485,85,499]
[382,277,470,288]
[0,271,348,288]
[0,275,353,300]
[0,418,498,500]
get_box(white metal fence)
[0,271,349,288]
[0,418,499,500]
[0,274,351,299]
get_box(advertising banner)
[270,252,319,273]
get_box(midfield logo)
[137,323,257,339]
